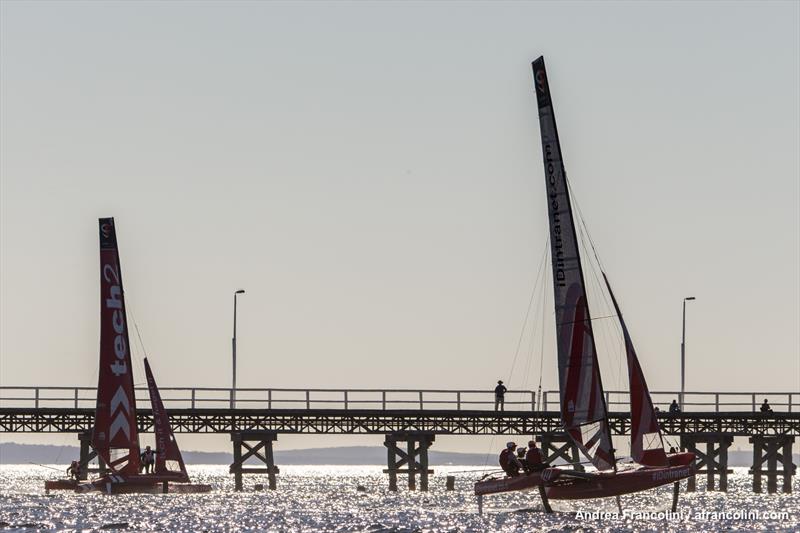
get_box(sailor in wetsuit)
[66,460,80,480]
[140,445,159,474]
[524,440,545,472]
[499,441,523,477]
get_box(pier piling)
[383,432,434,491]
[230,431,279,491]
[681,433,733,492]
[537,433,584,471]
[78,431,106,480]
[749,435,796,493]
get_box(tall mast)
[531,57,615,471]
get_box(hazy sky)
[1,1,798,453]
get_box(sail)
[144,358,189,481]
[532,57,615,471]
[602,273,668,467]
[92,218,141,475]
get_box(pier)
[1,387,797,492]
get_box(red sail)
[92,218,141,475]
[532,57,615,471]
[143,358,189,481]
[602,273,667,467]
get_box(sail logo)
[103,261,131,443]
[109,387,132,440]
[544,143,566,287]
[100,223,111,239]
[535,70,547,95]
[103,263,128,377]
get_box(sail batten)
[532,57,616,472]
[92,218,141,475]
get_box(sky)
[1,1,798,454]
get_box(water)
[1,465,798,531]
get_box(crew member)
[760,399,773,413]
[66,460,80,481]
[525,440,545,471]
[499,441,522,477]
[140,445,158,474]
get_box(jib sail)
[92,218,141,475]
[602,273,667,467]
[532,57,615,471]
[143,357,189,481]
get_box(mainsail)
[602,273,668,467]
[143,358,189,481]
[532,57,615,471]
[92,218,141,475]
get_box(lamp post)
[680,296,696,411]
[232,289,245,408]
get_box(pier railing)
[0,387,797,413]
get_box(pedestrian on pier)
[760,399,773,413]
[494,380,507,411]
[669,399,681,413]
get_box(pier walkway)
[2,387,798,493]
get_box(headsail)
[92,218,141,475]
[532,57,615,471]
[143,358,189,481]
[602,273,668,467]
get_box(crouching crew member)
[499,441,523,477]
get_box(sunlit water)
[1,465,798,531]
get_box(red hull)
[475,452,695,499]
[46,474,211,494]
[44,479,79,492]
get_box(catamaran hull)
[46,474,211,494]
[544,463,695,500]
[474,452,695,499]
[44,479,80,492]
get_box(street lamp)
[232,289,245,408]
[680,296,696,411]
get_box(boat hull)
[46,474,212,494]
[44,479,80,492]
[474,452,695,499]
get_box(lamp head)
[235,289,246,294]
[685,296,695,301]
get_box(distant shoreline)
[3,442,795,467]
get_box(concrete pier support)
[77,431,106,480]
[749,436,796,494]
[681,433,733,492]
[537,433,584,471]
[383,432,434,491]
[230,431,280,491]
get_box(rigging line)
[537,261,548,410]
[505,237,550,385]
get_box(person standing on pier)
[760,399,773,413]
[494,380,507,411]
[669,399,681,413]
